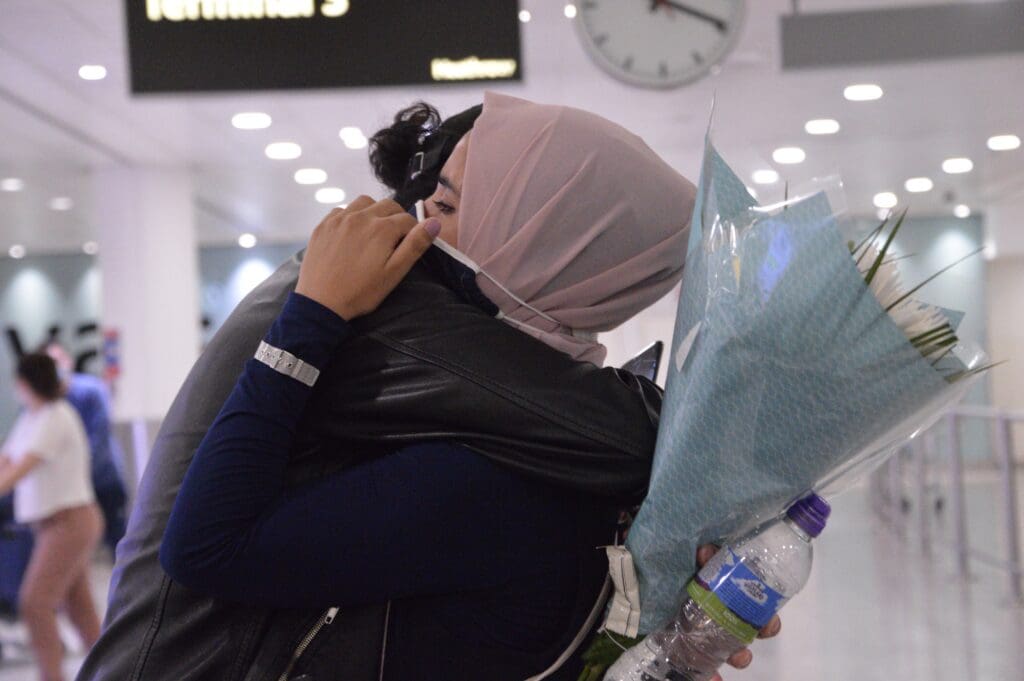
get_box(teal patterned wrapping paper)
[621,139,980,634]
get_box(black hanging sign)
[126,1,522,93]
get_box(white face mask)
[414,200,567,331]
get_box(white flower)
[856,244,951,360]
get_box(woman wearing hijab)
[159,94,768,679]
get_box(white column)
[93,167,201,426]
[987,191,1024,260]
[985,191,1024,409]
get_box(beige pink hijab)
[457,92,697,366]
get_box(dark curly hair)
[16,353,63,401]
[369,102,482,209]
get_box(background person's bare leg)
[18,505,102,681]
[62,528,103,648]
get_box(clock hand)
[661,0,728,32]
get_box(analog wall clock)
[574,0,746,89]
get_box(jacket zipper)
[276,606,340,681]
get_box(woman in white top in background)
[0,353,103,681]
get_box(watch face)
[575,0,746,89]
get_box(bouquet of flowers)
[587,137,990,672]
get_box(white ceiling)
[0,0,1022,255]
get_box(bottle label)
[685,580,759,645]
[698,548,787,629]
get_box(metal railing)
[873,405,1024,604]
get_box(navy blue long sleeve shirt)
[161,292,616,664]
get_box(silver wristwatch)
[254,341,321,387]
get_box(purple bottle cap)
[786,493,831,537]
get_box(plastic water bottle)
[604,494,830,681]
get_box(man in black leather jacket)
[75,114,662,680]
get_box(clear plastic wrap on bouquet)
[608,137,988,637]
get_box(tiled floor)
[0,479,1021,681]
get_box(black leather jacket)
[75,251,661,681]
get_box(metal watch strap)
[254,341,321,387]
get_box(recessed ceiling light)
[238,233,257,249]
[942,157,973,174]
[315,187,347,204]
[78,65,107,81]
[752,169,779,185]
[564,4,577,18]
[873,192,898,209]
[294,168,327,185]
[82,241,99,255]
[772,147,805,165]
[954,204,971,218]
[339,126,368,150]
[987,134,1020,151]
[8,245,25,259]
[265,142,301,160]
[805,119,840,135]
[49,197,73,211]
[232,112,272,130]
[843,84,883,101]
[1,177,24,192]
[904,177,934,193]
[519,9,532,22]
